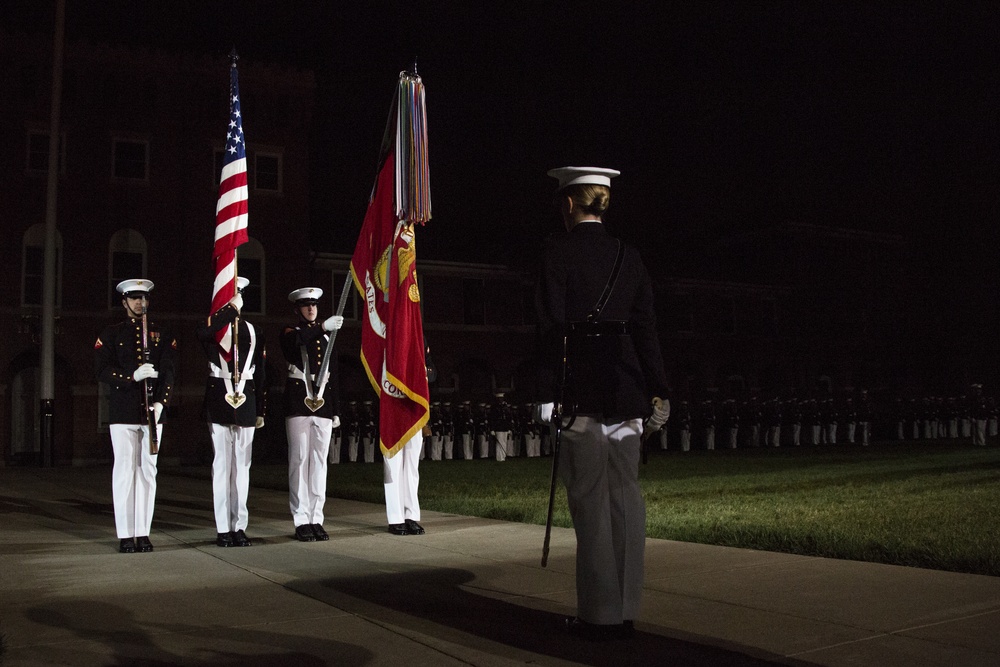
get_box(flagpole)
[230,49,241,387]
[232,255,240,386]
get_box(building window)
[113,139,149,180]
[463,279,485,325]
[26,130,66,174]
[23,245,44,306]
[332,272,357,320]
[238,237,266,315]
[22,224,63,307]
[108,229,148,307]
[254,152,282,192]
[98,383,111,431]
[213,149,224,187]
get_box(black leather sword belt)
[568,320,630,336]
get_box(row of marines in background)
[629,389,998,451]
[325,395,555,463]
[326,387,1000,464]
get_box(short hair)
[564,183,611,216]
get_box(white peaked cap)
[236,277,250,290]
[117,279,154,295]
[288,287,323,303]
[547,166,621,191]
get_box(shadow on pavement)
[24,601,371,666]
[313,566,808,666]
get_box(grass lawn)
[236,440,1000,577]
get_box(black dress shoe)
[135,536,154,553]
[119,538,136,553]
[564,617,630,641]
[232,529,252,547]
[295,525,317,542]
[216,532,234,547]
[404,519,425,535]
[310,524,329,541]
[387,523,409,535]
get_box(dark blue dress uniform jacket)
[95,317,177,425]
[280,320,340,420]
[195,304,266,427]
[535,221,669,421]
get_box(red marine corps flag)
[211,52,250,360]
[350,69,432,458]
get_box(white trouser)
[430,435,443,460]
[527,433,541,457]
[559,417,645,625]
[110,423,161,539]
[477,433,489,458]
[347,435,359,462]
[363,436,376,463]
[510,432,521,456]
[443,434,454,459]
[384,433,422,524]
[727,427,738,449]
[462,434,473,459]
[493,430,510,461]
[286,415,332,527]
[329,431,341,464]
[679,429,690,452]
[704,426,715,450]
[974,420,988,446]
[791,423,801,446]
[859,421,870,446]
[210,422,254,533]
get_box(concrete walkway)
[1,466,998,666]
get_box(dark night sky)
[6,1,1000,281]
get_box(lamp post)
[40,0,65,467]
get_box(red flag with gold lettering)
[350,71,431,458]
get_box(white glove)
[133,363,158,381]
[646,397,671,431]
[331,415,341,429]
[323,315,344,332]
[153,402,164,423]
[534,402,554,424]
[229,293,243,313]
[255,416,265,429]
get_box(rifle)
[140,306,159,455]
[227,275,245,408]
[310,275,354,408]
[541,332,570,568]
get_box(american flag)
[211,57,249,359]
